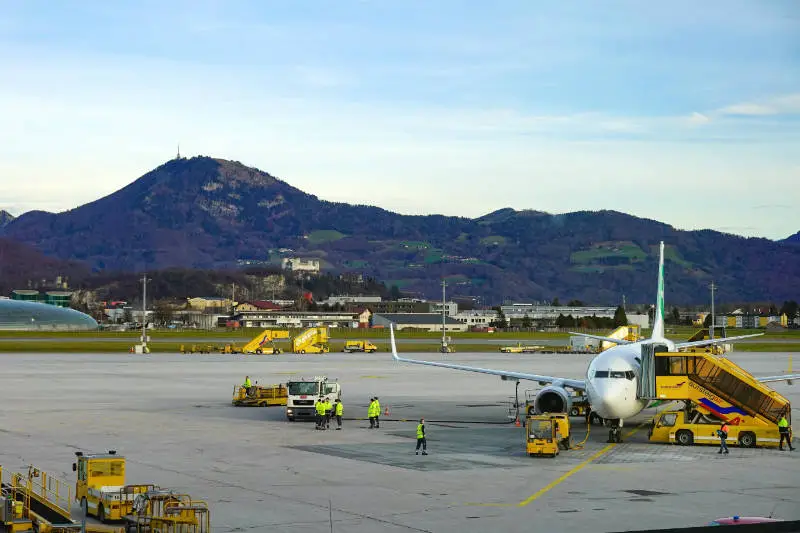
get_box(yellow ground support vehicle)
[648,408,782,448]
[525,413,569,457]
[241,329,289,354]
[499,343,544,353]
[292,328,330,354]
[342,340,378,353]
[232,383,288,407]
[73,451,156,523]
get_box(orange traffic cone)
[384,406,390,416]
[514,417,521,427]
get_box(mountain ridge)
[3,156,799,304]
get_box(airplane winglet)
[389,324,401,361]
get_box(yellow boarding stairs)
[0,465,83,533]
[599,325,641,352]
[241,329,289,354]
[292,328,330,354]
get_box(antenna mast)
[177,143,181,159]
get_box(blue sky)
[1,1,798,239]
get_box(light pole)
[440,280,448,353]
[141,274,150,351]
[709,281,716,340]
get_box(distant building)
[231,310,370,329]
[187,297,232,311]
[281,258,320,274]
[429,301,458,316]
[371,313,468,332]
[11,289,74,308]
[371,300,429,314]
[453,309,498,327]
[319,295,382,307]
[234,300,283,312]
[0,299,97,331]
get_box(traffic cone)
[384,406,390,416]
[514,417,521,427]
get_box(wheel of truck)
[300,349,305,354]
[739,432,756,448]
[98,503,106,523]
[287,416,295,422]
[527,405,536,416]
[81,497,88,517]
[676,430,693,446]
[569,407,580,417]
[255,348,262,354]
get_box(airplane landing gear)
[607,418,623,443]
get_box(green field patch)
[398,241,430,250]
[423,248,444,263]
[306,230,346,245]
[570,241,646,264]
[480,235,506,246]
[657,244,694,269]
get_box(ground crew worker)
[778,414,794,451]
[415,418,427,455]
[367,398,375,429]
[335,399,343,430]
[323,398,333,429]
[243,376,252,395]
[374,397,381,428]
[315,397,326,430]
[716,421,729,454]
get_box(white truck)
[285,376,342,421]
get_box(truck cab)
[648,409,780,448]
[73,451,155,522]
[285,377,342,421]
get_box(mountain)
[0,238,90,295]
[0,210,14,228]
[784,232,800,245]
[4,156,800,305]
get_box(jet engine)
[530,385,572,415]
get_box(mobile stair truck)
[240,329,289,355]
[638,346,791,448]
[1,465,83,533]
[292,328,330,354]
[285,376,341,421]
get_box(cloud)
[718,93,800,117]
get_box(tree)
[153,301,174,326]
[390,285,402,301]
[491,306,508,329]
[521,314,532,329]
[613,305,628,327]
[552,297,560,307]
[123,308,133,324]
[780,301,798,321]
[567,299,584,306]
[671,306,681,325]
[647,305,655,324]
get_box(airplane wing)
[568,332,633,345]
[389,325,586,390]
[674,333,764,350]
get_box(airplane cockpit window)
[624,371,635,380]
[609,371,626,378]
[594,371,609,378]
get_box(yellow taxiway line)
[516,421,649,507]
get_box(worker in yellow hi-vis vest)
[373,397,381,429]
[368,397,377,429]
[335,399,343,430]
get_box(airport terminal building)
[0,299,98,331]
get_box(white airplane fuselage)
[584,338,675,421]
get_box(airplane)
[390,241,800,441]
